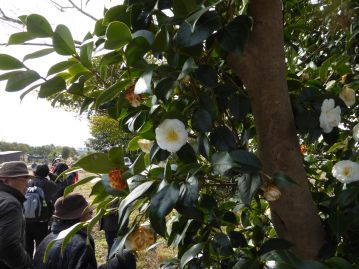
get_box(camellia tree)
[0,0,358,268]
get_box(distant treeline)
[0,141,77,160]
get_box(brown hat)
[53,193,95,220]
[0,161,34,179]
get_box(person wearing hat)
[33,193,136,269]
[0,161,34,269]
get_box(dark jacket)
[0,182,32,269]
[28,176,59,205]
[33,220,135,269]
[33,220,97,269]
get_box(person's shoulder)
[0,191,22,210]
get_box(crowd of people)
[0,160,136,269]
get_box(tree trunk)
[227,0,325,259]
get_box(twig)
[0,8,23,25]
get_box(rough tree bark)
[227,0,325,259]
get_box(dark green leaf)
[63,175,98,196]
[130,153,146,175]
[0,54,25,70]
[154,78,176,101]
[193,65,218,88]
[23,48,54,61]
[258,238,292,256]
[212,233,234,256]
[132,30,154,46]
[96,80,129,108]
[212,152,233,175]
[325,257,353,269]
[272,171,299,187]
[108,147,125,166]
[176,11,220,47]
[228,231,247,248]
[38,77,66,98]
[8,32,37,45]
[5,70,40,92]
[218,15,252,53]
[100,51,123,66]
[118,181,155,223]
[198,134,210,159]
[26,14,53,37]
[152,27,169,51]
[47,61,77,76]
[210,126,237,151]
[178,58,197,80]
[134,69,152,94]
[298,261,327,269]
[74,153,117,173]
[103,5,130,25]
[179,176,199,207]
[191,109,212,133]
[230,150,262,173]
[229,94,250,121]
[150,183,179,237]
[105,21,132,49]
[173,0,200,18]
[237,173,261,205]
[125,37,150,67]
[52,24,76,55]
[177,143,197,164]
[80,33,93,68]
[180,242,205,269]
[20,83,41,101]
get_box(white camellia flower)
[339,87,356,107]
[155,119,188,152]
[353,123,359,142]
[319,98,341,133]
[137,139,154,153]
[332,160,359,184]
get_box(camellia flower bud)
[263,185,281,202]
[125,225,156,251]
[108,168,127,191]
[137,139,154,153]
[339,87,356,107]
[353,123,359,142]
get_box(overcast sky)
[0,0,114,148]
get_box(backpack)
[23,186,50,220]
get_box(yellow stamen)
[166,129,178,142]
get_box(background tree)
[0,0,358,268]
[85,114,132,152]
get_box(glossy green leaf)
[118,181,155,223]
[180,242,205,268]
[80,33,93,68]
[52,24,76,55]
[228,231,247,248]
[212,152,233,175]
[104,21,132,49]
[134,69,152,94]
[94,19,106,36]
[125,37,150,67]
[63,175,98,196]
[132,30,154,46]
[38,77,66,98]
[258,238,292,256]
[193,65,218,88]
[60,223,85,254]
[210,126,237,151]
[173,0,200,18]
[8,32,37,45]
[26,14,53,37]
[23,48,54,61]
[178,58,197,80]
[100,51,123,66]
[74,153,117,173]
[103,5,130,25]
[230,150,262,173]
[177,143,197,164]
[237,173,261,205]
[154,78,176,101]
[150,183,180,237]
[47,61,77,76]
[272,171,299,187]
[5,70,40,92]
[96,80,129,108]
[191,109,212,133]
[152,27,169,52]
[108,146,125,167]
[212,233,234,256]
[325,257,353,269]
[0,54,25,70]
[218,15,252,53]
[229,94,250,121]
[176,11,220,47]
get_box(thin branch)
[48,0,98,22]
[0,8,23,25]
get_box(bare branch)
[47,0,97,22]
[0,8,23,25]
[67,0,97,21]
